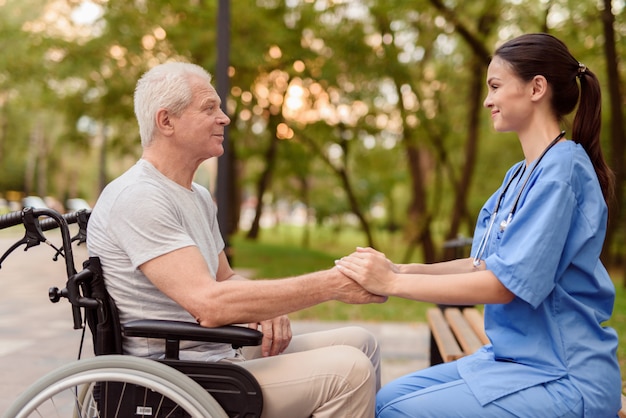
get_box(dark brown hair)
[494,33,614,203]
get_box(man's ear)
[155,108,175,136]
[530,75,548,102]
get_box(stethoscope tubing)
[472,131,566,267]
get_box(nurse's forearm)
[390,269,514,305]
[397,257,478,275]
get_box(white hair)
[134,62,213,147]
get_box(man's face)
[172,76,231,160]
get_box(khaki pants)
[232,326,380,418]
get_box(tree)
[600,0,626,273]
[1,0,623,270]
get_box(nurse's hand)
[335,247,397,296]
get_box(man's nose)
[218,110,231,125]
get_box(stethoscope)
[472,130,566,267]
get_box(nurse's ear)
[529,75,549,102]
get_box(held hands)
[328,264,388,304]
[335,247,397,297]
[248,315,292,357]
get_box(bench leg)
[429,332,443,366]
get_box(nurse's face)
[483,56,534,133]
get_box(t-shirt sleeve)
[485,179,576,308]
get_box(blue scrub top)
[464,140,621,417]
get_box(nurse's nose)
[483,94,492,108]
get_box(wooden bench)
[427,306,488,365]
[427,306,626,416]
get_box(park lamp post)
[216,0,233,262]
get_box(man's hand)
[248,315,292,357]
[328,265,388,304]
[335,247,396,297]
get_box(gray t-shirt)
[87,159,235,361]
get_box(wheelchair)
[0,207,264,418]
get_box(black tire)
[3,355,228,418]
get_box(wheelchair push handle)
[0,206,73,229]
[0,210,24,229]
[0,207,92,329]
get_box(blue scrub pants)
[376,361,584,417]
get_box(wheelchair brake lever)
[0,208,50,268]
[22,207,48,250]
[70,210,89,245]
[22,208,65,260]
[0,208,66,268]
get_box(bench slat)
[445,308,484,355]
[427,308,464,362]
[463,308,490,345]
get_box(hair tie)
[577,62,587,78]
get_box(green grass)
[232,226,626,385]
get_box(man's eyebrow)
[200,97,221,108]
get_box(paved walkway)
[0,232,428,412]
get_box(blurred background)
[0,0,625,332]
[1,0,626,387]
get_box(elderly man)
[87,61,386,417]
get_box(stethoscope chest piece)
[499,213,512,232]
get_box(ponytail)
[573,68,615,203]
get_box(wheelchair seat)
[73,256,265,417]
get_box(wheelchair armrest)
[123,319,263,348]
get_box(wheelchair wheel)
[4,355,229,418]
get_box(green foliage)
[0,0,623,255]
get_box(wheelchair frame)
[0,207,264,418]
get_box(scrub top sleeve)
[485,179,576,308]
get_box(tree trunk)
[297,129,375,248]
[298,173,311,248]
[599,0,626,273]
[443,57,484,260]
[442,6,497,260]
[404,142,436,263]
[25,120,44,197]
[338,165,376,248]
[246,126,279,240]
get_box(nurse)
[335,33,621,417]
